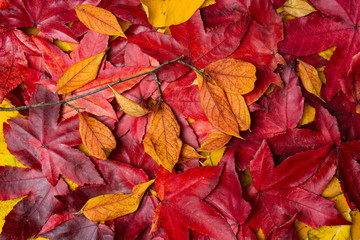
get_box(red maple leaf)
[3,85,104,186]
[278,0,360,101]
[0,0,101,43]
[151,166,236,240]
[0,166,69,239]
[243,140,344,238]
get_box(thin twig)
[153,72,163,106]
[0,55,185,112]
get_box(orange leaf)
[110,86,150,117]
[351,209,360,240]
[78,113,116,159]
[178,144,204,163]
[75,4,126,38]
[143,102,182,171]
[56,51,105,94]
[204,58,256,95]
[298,60,325,101]
[83,180,154,222]
[226,92,251,131]
[197,131,232,152]
[197,72,240,137]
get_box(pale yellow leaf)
[75,4,126,38]
[78,113,116,159]
[197,72,241,138]
[56,51,106,94]
[283,0,316,17]
[62,175,79,191]
[197,131,232,152]
[140,0,205,27]
[205,58,256,95]
[54,39,78,52]
[318,46,337,61]
[143,102,182,171]
[308,225,351,240]
[110,86,150,117]
[83,180,154,222]
[226,92,251,131]
[298,103,315,127]
[298,60,325,101]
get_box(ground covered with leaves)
[1,0,360,239]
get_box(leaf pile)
[1,0,360,239]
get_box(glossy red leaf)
[152,166,236,240]
[3,85,104,186]
[245,141,344,237]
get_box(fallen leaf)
[298,60,324,101]
[200,147,226,167]
[143,102,182,171]
[140,0,205,27]
[56,51,106,94]
[204,58,256,95]
[0,196,24,234]
[83,179,154,222]
[298,103,315,126]
[351,210,360,240]
[307,225,351,240]
[226,92,251,131]
[75,4,126,38]
[178,144,203,163]
[110,86,150,117]
[78,113,116,160]
[197,131,232,152]
[282,0,316,17]
[197,72,240,137]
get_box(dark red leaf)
[3,85,104,186]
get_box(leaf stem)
[0,55,185,112]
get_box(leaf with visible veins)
[3,85,104,186]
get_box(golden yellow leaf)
[0,197,25,234]
[295,221,312,240]
[197,131,232,152]
[61,175,79,191]
[282,0,316,17]
[308,225,351,240]
[78,113,116,160]
[178,144,204,163]
[56,51,105,94]
[204,58,256,95]
[200,0,216,8]
[256,228,265,240]
[143,102,182,171]
[197,72,240,138]
[54,39,78,52]
[110,86,150,117]
[298,60,325,102]
[75,4,126,37]
[322,177,352,222]
[200,147,226,166]
[351,209,360,240]
[0,100,26,168]
[318,46,337,61]
[140,0,205,27]
[226,92,251,131]
[83,180,154,222]
[298,103,316,127]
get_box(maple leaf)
[129,10,251,81]
[278,0,360,100]
[0,0,101,43]
[40,215,114,240]
[243,140,344,237]
[3,85,104,186]
[151,166,236,240]
[0,166,69,239]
